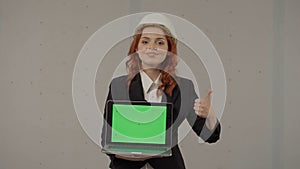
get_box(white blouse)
[140,70,162,103]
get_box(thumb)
[205,90,213,101]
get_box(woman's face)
[137,26,168,69]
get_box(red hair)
[126,26,178,96]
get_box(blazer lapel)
[162,83,180,104]
[129,73,146,101]
[128,73,181,104]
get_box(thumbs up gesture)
[194,90,218,130]
[194,90,213,118]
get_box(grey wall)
[281,0,300,168]
[1,0,299,169]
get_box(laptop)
[102,100,173,157]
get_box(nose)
[147,41,157,50]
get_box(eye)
[156,40,165,45]
[141,40,148,44]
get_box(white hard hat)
[134,13,177,40]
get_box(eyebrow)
[140,36,167,41]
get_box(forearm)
[205,109,218,131]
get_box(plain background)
[1,0,299,169]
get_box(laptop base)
[102,146,172,157]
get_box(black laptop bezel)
[104,100,173,149]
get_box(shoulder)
[109,75,128,89]
[174,76,194,87]
[111,75,128,84]
[174,76,198,99]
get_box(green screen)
[111,104,167,144]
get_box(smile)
[146,52,159,56]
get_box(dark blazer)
[101,73,221,167]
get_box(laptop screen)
[111,103,167,144]
[105,100,173,148]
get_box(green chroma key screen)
[111,104,167,144]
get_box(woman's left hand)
[194,90,218,131]
[194,90,212,118]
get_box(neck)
[142,68,161,82]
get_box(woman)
[102,13,221,169]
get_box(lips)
[146,52,159,56]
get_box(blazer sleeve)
[185,80,221,143]
[100,83,116,159]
